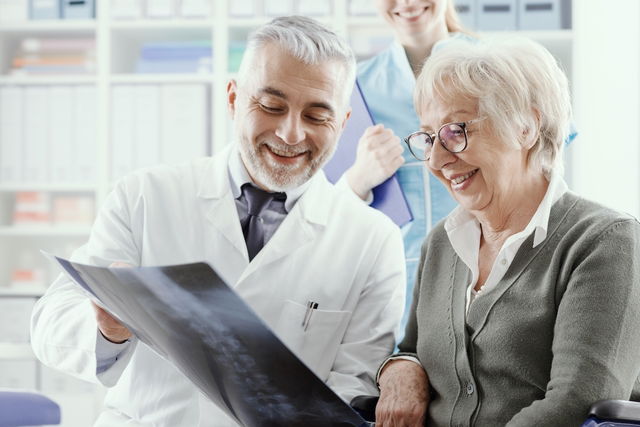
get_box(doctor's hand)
[375,359,429,427]
[346,124,404,200]
[92,262,133,344]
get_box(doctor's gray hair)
[237,16,356,107]
[415,36,572,178]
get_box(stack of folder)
[10,37,96,75]
[135,40,212,74]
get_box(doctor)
[31,16,405,427]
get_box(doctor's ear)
[340,108,352,131]
[227,79,238,118]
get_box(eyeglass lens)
[407,123,466,160]
[439,123,466,153]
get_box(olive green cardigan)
[399,191,640,426]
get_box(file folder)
[0,0,29,22]
[263,0,293,16]
[323,81,413,227]
[29,0,60,19]
[455,0,477,30]
[518,0,561,30]
[477,0,516,30]
[61,0,94,19]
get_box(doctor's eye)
[305,114,329,124]
[259,103,284,114]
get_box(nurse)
[344,0,470,328]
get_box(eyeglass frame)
[403,117,486,161]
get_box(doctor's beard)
[239,138,337,192]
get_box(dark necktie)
[240,184,286,261]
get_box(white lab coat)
[31,145,406,427]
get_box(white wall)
[572,0,640,219]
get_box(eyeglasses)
[404,118,486,161]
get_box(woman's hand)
[92,262,133,344]
[346,124,405,200]
[375,359,430,427]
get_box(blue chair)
[0,391,61,427]
[582,400,640,426]
[351,397,640,426]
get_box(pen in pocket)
[302,300,319,331]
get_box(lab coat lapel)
[197,146,249,283]
[237,172,332,284]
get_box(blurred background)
[0,0,637,425]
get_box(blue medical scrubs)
[358,39,459,332]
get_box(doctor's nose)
[275,114,305,145]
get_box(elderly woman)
[374,37,640,426]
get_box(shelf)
[110,19,212,30]
[0,183,96,192]
[110,73,214,84]
[346,16,385,26]
[0,226,92,237]
[0,343,35,360]
[0,75,97,85]
[481,29,573,42]
[0,20,96,33]
[227,16,331,28]
[0,286,46,297]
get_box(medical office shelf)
[0,343,35,360]
[0,226,92,237]
[109,73,214,84]
[0,20,96,33]
[0,1,575,278]
[109,19,213,30]
[0,183,96,192]
[0,1,575,295]
[0,76,97,85]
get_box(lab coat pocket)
[275,299,351,381]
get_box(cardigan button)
[466,382,475,395]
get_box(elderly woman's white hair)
[237,16,356,108]
[415,36,572,178]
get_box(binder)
[323,82,413,227]
[29,0,60,19]
[476,0,517,31]
[0,361,38,389]
[146,0,174,18]
[180,0,211,17]
[518,0,561,30]
[133,85,161,170]
[297,0,332,16]
[111,85,136,180]
[0,86,24,183]
[263,0,293,16]
[74,86,97,182]
[49,86,74,183]
[61,0,94,19]
[23,86,50,183]
[228,0,256,17]
[111,0,143,19]
[0,0,29,22]
[454,0,477,30]
[160,84,208,164]
[0,298,36,343]
[348,0,377,16]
